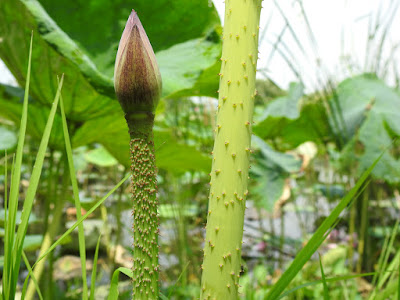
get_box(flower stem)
[126,112,159,299]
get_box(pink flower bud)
[114,10,162,115]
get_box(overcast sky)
[214,0,400,91]
[1,1,400,92]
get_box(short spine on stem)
[200,0,262,299]
[114,9,162,299]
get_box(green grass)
[89,234,102,300]
[1,34,130,299]
[266,153,381,299]
[319,253,330,300]
[59,84,88,300]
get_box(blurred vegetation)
[0,0,399,299]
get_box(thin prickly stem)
[114,9,162,299]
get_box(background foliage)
[0,0,399,299]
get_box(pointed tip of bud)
[126,9,140,31]
[114,10,162,116]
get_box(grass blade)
[12,75,64,297]
[398,250,400,300]
[277,272,376,299]
[371,227,391,287]
[2,32,33,300]
[21,251,43,300]
[319,253,330,300]
[377,220,399,289]
[4,151,7,223]
[369,222,400,300]
[159,294,169,300]
[59,82,88,299]
[167,261,190,298]
[108,267,133,300]
[89,234,102,300]
[266,152,382,300]
[32,173,130,269]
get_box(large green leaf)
[0,127,17,151]
[0,84,64,148]
[0,0,221,117]
[253,82,304,141]
[0,0,220,170]
[333,75,400,183]
[72,114,211,172]
[250,136,301,211]
[0,0,119,121]
[253,82,330,148]
[260,82,304,120]
[154,133,211,174]
[38,0,220,76]
[157,37,221,98]
[0,84,211,173]
[84,147,118,167]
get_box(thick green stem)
[200,0,262,299]
[127,112,159,299]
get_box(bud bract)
[114,10,162,115]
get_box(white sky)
[214,0,400,91]
[1,1,400,92]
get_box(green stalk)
[348,201,356,271]
[356,190,369,273]
[200,1,262,299]
[126,112,159,298]
[114,10,162,299]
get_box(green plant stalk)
[356,190,369,273]
[126,112,159,299]
[200,0,262,298]
[114,10,162,298]
[348,200,356,271]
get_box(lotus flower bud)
[114,10,162,115]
